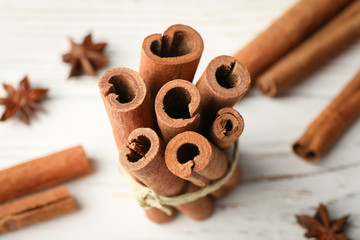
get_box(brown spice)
[210,107,244,150]
[296,204,350,240]
[0,186,77,233]
[256,0,360,97]
[293,70,360,161]
[174,183,213,221]
[120,128,213,221]
[0,76,48,124]
[0,146,92,203]
[98,67,156,150]
[196,55,250,118]
[139,24,204,99]
[62,33,108,78]
[119,128,185,196]
[234,0,351,79]
[155,79,201,142]
[165,131,228,187]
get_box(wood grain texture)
[0,0,359,239]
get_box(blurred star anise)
[296,204,350,240]
[62,33,108,78]
[0,76,49,124]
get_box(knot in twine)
[118,140,239,216]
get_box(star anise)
[296,204,350,240]
[62,33,108,78]
[0,76,48,124]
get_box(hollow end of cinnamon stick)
[98,67,156,149]
[119,128,185,197]
[140,24,204,97]
[196,55,250,115]
[0,145,92,203]
[0,186,77,233]
[99,67,147,112]
[255,76,279,97]
[155,79,201,142]
[292,142,319,162]
[141,24,204,66]
[210,107,244,150]
[165,131,228,187]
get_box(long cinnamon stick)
[119,128,213,221]
[196,55,250,117]
[0,186,77,233]
[293,70,360,161]
[165,131,228,188]
[209,107,244,198]
[256,0,360,97]
[0,146,91,203]
[155,79,201,142]
[98,67,156,150]
[140,24,204,99]
[234,0,351,79]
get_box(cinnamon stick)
[155,79,201,142]
[119,128,213,220]
[175,182,213,221]
[196,55,250,117]
[165,131,228,188]
[209,107,244,198]
[0,146,91,203]
[210,107,244,150]
[140,24,204,99]
[234,0,351,79]
[0,186,77,233]
[293,70,360,161]
[98,67,156,150]
[256,0,360,97]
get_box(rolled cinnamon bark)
[119,128,185,196]
[293,70,360,161]
[0,186,77,233]
[196,55,250,117]
[256,0,360,97]
[234,0,351,79]
[209,107,244,198]
[119,128,213,220]
[210,165,242,198]
[98,67,155,150]
[175,182,213,221]
[140,24,204,99]
[165,131,228,188]
[155,79,201,142]
[210,107,244,150]
[144,207,177,224]
[0,146,91,203]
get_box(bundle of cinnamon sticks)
[99,24,250,223]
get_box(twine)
[117,140,239,215]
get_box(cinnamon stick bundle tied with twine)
[256,0,360,97]
[234,0,351,79]
[293,70,360,161]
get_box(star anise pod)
[62,33,108,78]
[296,204,350,240]
[0,76,49,124]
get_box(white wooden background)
[1,0,360,239]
